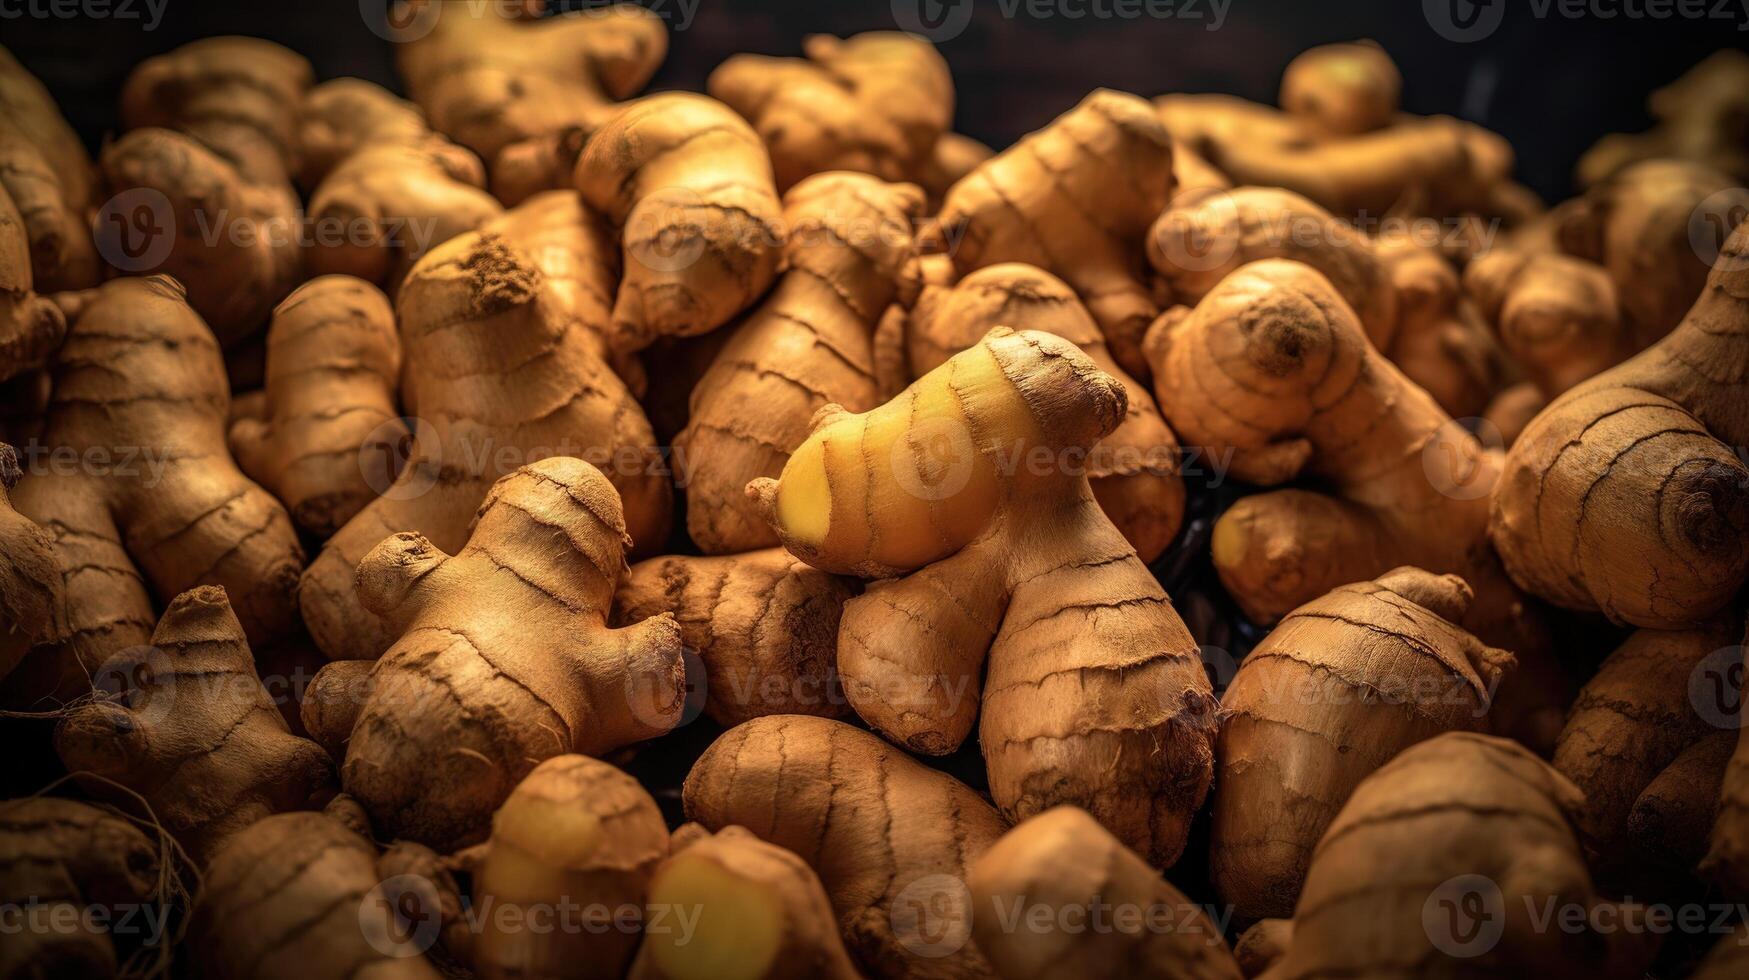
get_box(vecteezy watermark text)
[0,0,167,29]
[893,0,1229,42]
[1426,0,1749,42]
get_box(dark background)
[7,0,1749,205]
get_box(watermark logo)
[1199,644,1239,697]
[360,0,445,42]
[891,874,975,958]
[93,188,175,274]
[625,189,713,274]
[1423,418,1502,501]
[891,416,979,503]
[1689,189,1749,272]
[361,417,431,500]
[1690,645,1746,730]
[625,646,708,731]
[360,874,445,958]
[1424,0,1506,41]
[1153,190,1242,274]
[1423,874,1506,958]
[892,0,976,40]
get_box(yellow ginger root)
[298,205,670,661]
[709,32,952,191]
[677,172,923,553]
[0,44,99,291]
[9,277,303,704]
[1490,219,1749,629]
[301,459,684,851]
[1255,733,1656,980]
[299,79,504,290]
[929,90,1174,380]
[917,133,994,211]
[901,263,1186,562]
[967,806,1243,980]
[684,715,1008,980]
[1704,622,1749,896]
[1464,247,1628,397]
[0,183,65,383]
[53,586,334,867]
[0,798,172,978]
[1373,232,1509,421]
[630,825,862,980]
[0,443,60,680]
[1277,40,1401,140]
[1579,50,1749,186]
[469,755,669,980]
[614,549,854,726]
[576,92,785,351]
[395,0,666,198]
[1213,569,1515,922]
[228,276,405,538]
[1481,382,1548,449]
[748,328,1216,866]
[102,38,309,345]
[191,811,442,980]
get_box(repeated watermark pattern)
[1426,0,1749,42]
[893,0,1229,42]
[1424,874,1749,957]
[0,0,166,29]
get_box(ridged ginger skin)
[0,444,60,681]
[968,807,1243,980]
[1212,569,1515,922]
[677,173,923,553]
[1374,233,1508,421]
[1254,733,1656,980]
[749,328,1216,868]
[10,277,304,704]
[102,38,309,344]
[614,549,854,726]
[1579,50,1749,186]
[709,32,952,191]
[299,204,670,661]
[1704,621,1749,896]
[902,263,1185,562]
[471,755,670,980]
[229,276,405,538]
[1490,219,1749,629]
[1465,247,1629,398]
[302,459,684,852]
[684,715,1008,980]
[54,587,334,867]
[631,825,863,980]
[396,1,666,197]
[0,44,99,291]
[0,179,66,381]
[0,798,167,979]
[299,79,504,290]
[191,812,442,980]
[930,90,1175,380]
[576,93,784,351]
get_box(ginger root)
[0,44,99,291]
[303,458,684,851]
[614,549,854,726]
[1704,621,1749,897]
[1213,568,1515,921]
[0,443,60,681]
[1491,218,1749,629]
[967,806,1243,980]
[299,79,504,290]
[1578,50,1749,186]
[395,0,666,199]
[901,263,1186,562]
[684,715,1008,980]
[470,755,669,980]
[709,32,952,191]
[749,328,1216,866]
[101,38,309,345]
[9,277,304,705]
[1257,733,1656,979]
[298,203,670,661]
[0,182,66,383]
[54,586,334,866]
[228,275,405,538]
[677,172,922,553]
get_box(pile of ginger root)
[5,12,1749,980]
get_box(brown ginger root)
[228,276,405,538]
[631,825,862,980]
[302,459,684,851]
[469,755,669,980]
[9,277,304,705]
[1373,232,1509,420]
[576,92,785,351]
[1626,730,1735,890]
[684,715,1008,980]
[1696,925,1749,980]
[1704,622,1749,896]
[0,44,99,291]
[298,206,670,661]
[191,811,443,980]
[967,806,1243,980]
[748,328,1216,866]
[917,133,994,211]
[101,38,309,345]
[1481,382,1548,449]
[299,79,504,290]
[1464,247,1629,397]
[1277,40,1401,140]
[709,32,952,191]
[613,549,855,726]
[0,182,66,382]
[1213,568,1515,922]
[1490,219,1749,629]
[902,262,1186,562]
[1578,50,1749,186]
[0,797,171,978]
[0,443,60,681]
[1261,733,1656,979]
[54,586,334,867]
[677,173,923,553]
[929,90,1175,379]
[395,0,666,197]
